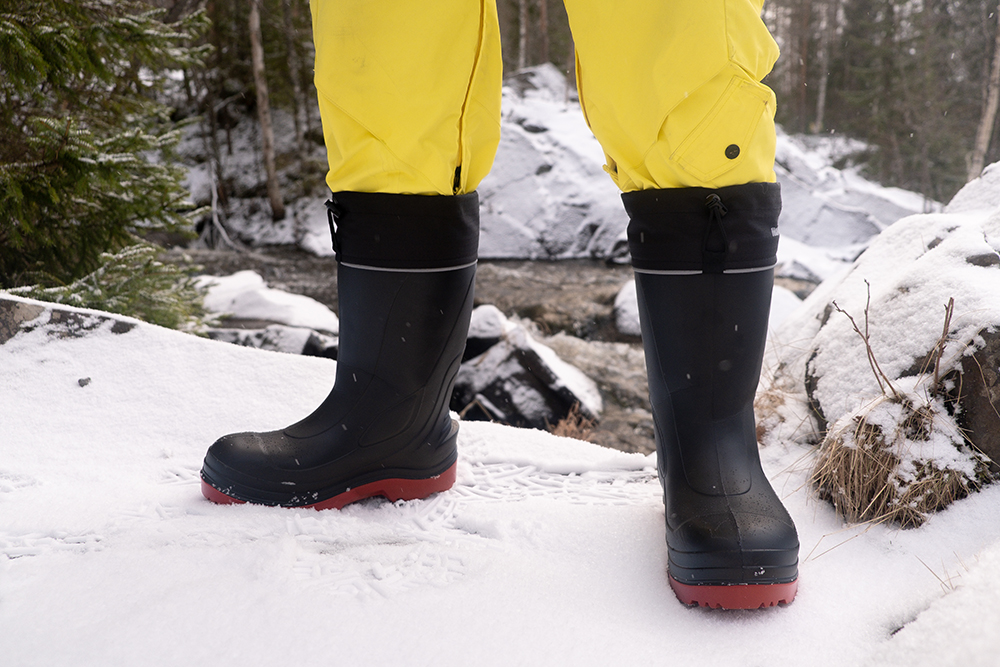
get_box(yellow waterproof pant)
[310,0,779,195]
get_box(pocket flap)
[672,75,772,183]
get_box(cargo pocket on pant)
[671,74,772,184]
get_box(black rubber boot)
[623,183,799,609]
[201,192,479,509]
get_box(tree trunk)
[969,3,1000,182]
[300,22,317,138]
[797,0,812,133]
[538,0,549,64]
[812,0,837,133]
[280,0,307,157]
[518,0,529,70]
[249,0,285,221]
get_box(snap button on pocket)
[725,144,741,159]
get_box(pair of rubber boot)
[200,184,799,609]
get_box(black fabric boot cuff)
[622,183,781,274]
[326,192,480,270]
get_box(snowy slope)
[185,65,927,284]
[4,295,1000,666]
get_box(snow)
[197,270,339,335]
[477,66,628,260]
[6,66,1000,666]
[521,325,604,418]
[947,160,1000,214]
[467,304,506,340]
[770,285,805,330]
[773,126,932,255]
[770,208,1000,427]
[6,294,1000,666]
[869,538,1000,666]
[613,279,640,337]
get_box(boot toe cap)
[201,431,305,502]
[667,510,799,585]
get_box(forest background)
[5,0,1000,311]
[187,0,1000,205]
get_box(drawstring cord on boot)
[702,193,729,273]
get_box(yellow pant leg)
[310,1,502,195]
[563,0,780,191]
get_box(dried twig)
[931,297,955,395]
[832,280,900,400]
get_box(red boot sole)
[201,462,458,510]
[669,575,798,609]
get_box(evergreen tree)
[0,0,209,288]
[766,0,999,202]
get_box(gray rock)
[957,328,1000,473]
[452,312,602,431]
[205,324,338,359]
[0,295,136,345]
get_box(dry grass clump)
[811,393,987,527]
[549,403,597,442]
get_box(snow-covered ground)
[5,67,1000,665]
[4,290,1000,666]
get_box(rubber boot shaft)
[201,192,478,507]
[624,183,798,602]
[635,269,798,585]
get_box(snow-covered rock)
[167,54,948,376]
[205,324,338,359]
[774,128,933,245]
[773,128,934,284]
[193,280,603,433]
[477,64,629,262]
[453,307,602,429]
[613,280,640,337]
[197,270,339,335]
[762,182,1000,524]
[478,69,931,271]
[946,160,1000,214]
[769,285,805,330]
[468,303,506,339]
[183,67,929,281]
[464,303,506,360]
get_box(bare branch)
[832,281,900,400]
